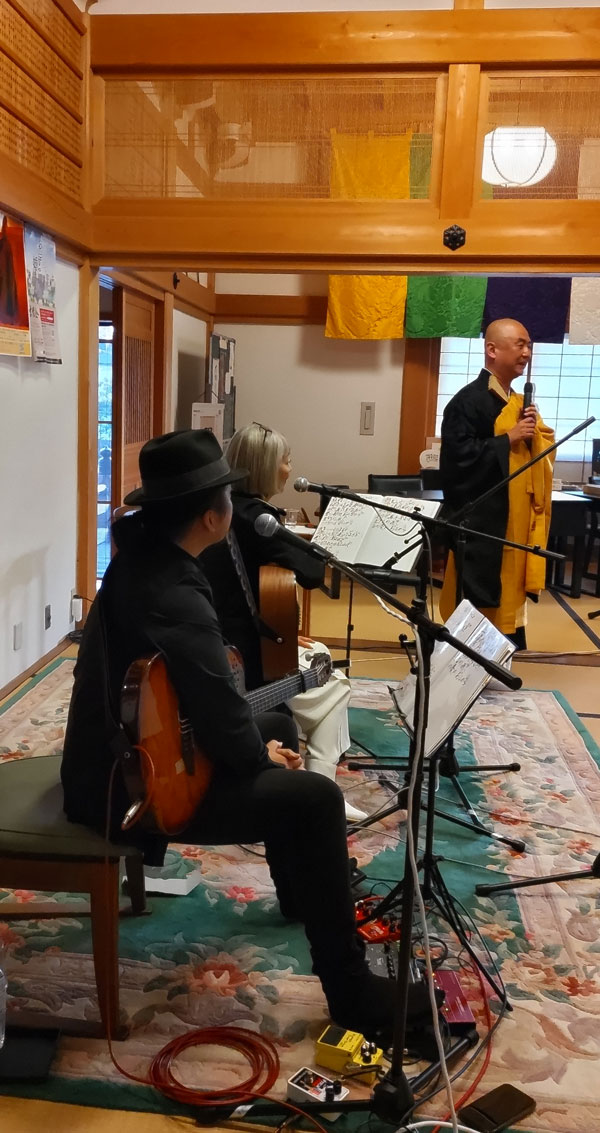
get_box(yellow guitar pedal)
[315,1024,384,1084]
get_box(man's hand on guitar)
[298,635,316,649]
[267,740,304,770]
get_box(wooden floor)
[1,580,600,1130]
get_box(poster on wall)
[24,227,62,364]
[206,333,236,442]
[0,214,32,357]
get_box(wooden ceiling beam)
[90,10,600,74]
[90,197,600,270]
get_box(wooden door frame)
[78,278,172,606]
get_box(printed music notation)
[312,494,441,573]
[393,600,516,759]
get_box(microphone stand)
[245,530,519,1129]
[295,486,561,848]
[414,418,595,848]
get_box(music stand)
[344,516,531,853]
[241,530,518,1127]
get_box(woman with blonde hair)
[202,422,364,822]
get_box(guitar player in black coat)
[61,429,434,1045]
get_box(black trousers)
[177,710,362,979]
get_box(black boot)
[322,964,444,1047]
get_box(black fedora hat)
[123,429,246,506]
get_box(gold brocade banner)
[325,131,411,340]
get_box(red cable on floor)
[102,764,327,1132]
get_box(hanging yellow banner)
[326,131,411,340]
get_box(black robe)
[201,492,324,689]
[440,368,511,609]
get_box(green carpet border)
[548,688,600,767]
[0,656,72,715]
[0,664,597,1130]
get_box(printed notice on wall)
[24,227,62,364]
[0,213,32,357]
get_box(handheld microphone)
[522,381,535,412]
[254,513,330,562]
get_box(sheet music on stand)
[393,600,517,759]
[312,494,441,573]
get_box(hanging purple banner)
[483,277,572,343]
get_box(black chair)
[367,474,423,496]
[421,468,443,490]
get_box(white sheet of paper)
[394,600,515,758]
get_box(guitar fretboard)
[246,669,319,716]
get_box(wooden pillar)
[398,339,441,473]
[77,260,100,607]
[153,292,174,435]
[439,64,482,219]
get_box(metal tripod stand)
[476,850,600,898]
[359,728,512,1008]
[346,555,525,855]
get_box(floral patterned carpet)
[1,659,600,1130]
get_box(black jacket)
[61,512,276,861]
[440,369,511,609]
[201,492,324,687]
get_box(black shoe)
[325,971,444,1047]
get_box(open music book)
[393,600,516,759]
[312,494,441,573]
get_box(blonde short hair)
[226,422,289,500]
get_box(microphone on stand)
[254,514,330,561]
[294,477,331,494]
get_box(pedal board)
[366,944,477,1036]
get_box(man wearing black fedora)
[61,429,430,1044]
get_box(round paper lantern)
[482,126,557,188]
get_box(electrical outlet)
[44,604,52,630]
[13,622,23,651]
[360,401,375,436]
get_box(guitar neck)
[246,671,312,716]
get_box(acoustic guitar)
[119,647,332,836]
[259,564,299,681]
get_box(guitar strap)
[226,529,283,645]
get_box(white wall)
[213,321,404,510]
[216,273,329,296]
[171,307,208,429]
[0,259,79,688]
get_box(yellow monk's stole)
[325,131,411,340]
[494,396,555,593]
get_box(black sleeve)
[148,586,280,777]
[440,392,510,508]
[235,499,325,590]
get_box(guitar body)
[120,647,331,837]
[259,564,299,681]
[120,653,214,836]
